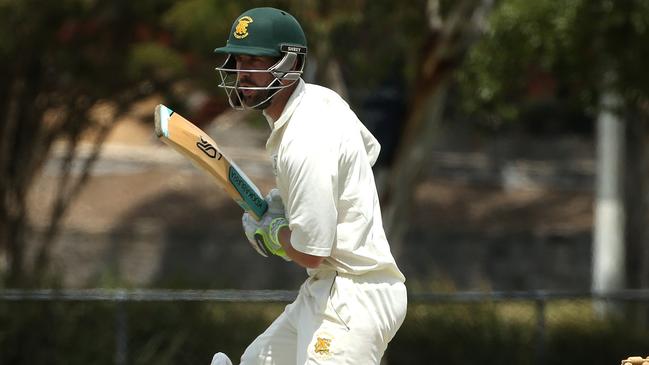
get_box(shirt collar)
[263,79,306,131]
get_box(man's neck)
[264,82,299,121]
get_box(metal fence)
[2,289,649,365]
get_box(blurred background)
[1,0,648,364]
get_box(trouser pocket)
[327,273,352,331]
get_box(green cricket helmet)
[214,7,308,110]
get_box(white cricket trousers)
[239,270,407,365]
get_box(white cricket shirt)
[264,80,405,281]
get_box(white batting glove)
[242,189,290,260]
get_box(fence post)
[115,301,128,365]
[534,299,546,365]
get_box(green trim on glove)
[269,217,289,247]
[253,217,289,260]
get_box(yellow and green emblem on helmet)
[233,16,253,39]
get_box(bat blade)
[154,104,268,220]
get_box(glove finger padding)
[242,212,269,257]
[242,206,290,260]
[254,217,290,261]
[253,229,280,256]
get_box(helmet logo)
[234,16,253,39]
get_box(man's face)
[234,55,277,109]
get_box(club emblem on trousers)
[314,336,331,355]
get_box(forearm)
[277,226,325,269]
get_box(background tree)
[379,0,495,256]
[0,0,190,285]
[456,0,649,290]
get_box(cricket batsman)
[209,7,407,365]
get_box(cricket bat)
[154,104,268,220]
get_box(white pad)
[211,352,233,365]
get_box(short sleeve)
[278,127,338,257]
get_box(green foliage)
[128,42,186,79]
[390,303,535,364]
[2,300,647,364]
[126,302,280,365]
[0,301,282,365]
[456,0,649,129]
[389,301,649,365]
[0,0,173,95]
[544,319,649,365]
[162,0,243,52]
[329,0,429,92]
[0,301,114,364]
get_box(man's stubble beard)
[240,89,273,110]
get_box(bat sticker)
[197,136,222,160]
[228,167,267,219]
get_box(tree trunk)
[1,66,45,285]
[592,86,626,317]
[382,85,449,257]
[381,0,493,255]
